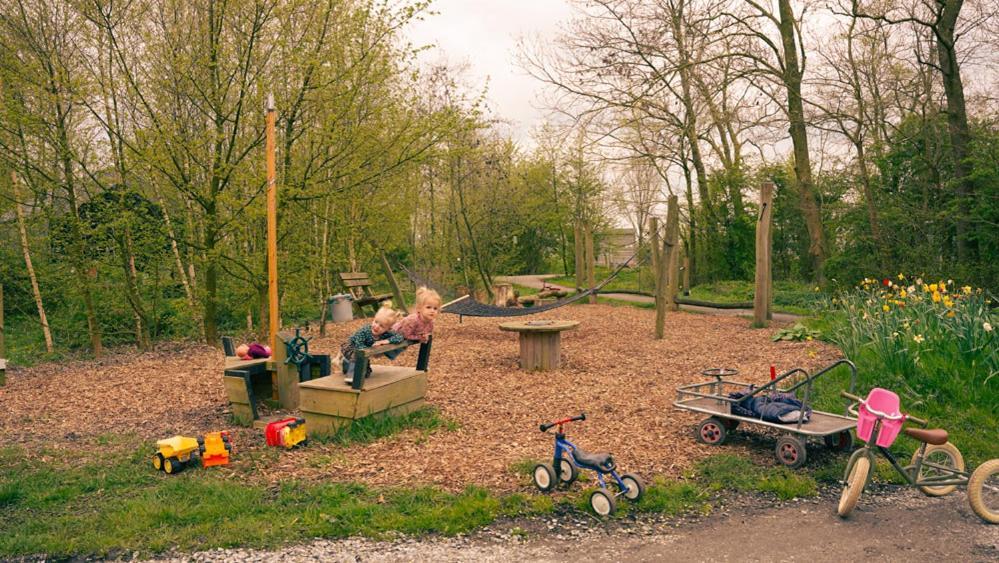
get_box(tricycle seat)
[572,448,616,473]
[904,427,948,445]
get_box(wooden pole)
[584,220,596,304]
[266,94,279,352]
[753,182,775,328]
[665,195,680,312]
[573,220,584,291]
[380,252,409,314]
[651,217,667,339]
[0,284,5,359]
[683,253,691,296]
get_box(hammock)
[400,254,639,318]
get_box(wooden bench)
[338,272,392,317]
[346,336,432,390]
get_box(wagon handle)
[540,413,586,432]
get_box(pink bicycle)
[837,388,999,524]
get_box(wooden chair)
[338,272,392,317]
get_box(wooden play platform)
[299,366,428,433]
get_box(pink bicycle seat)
[856,388,905,447]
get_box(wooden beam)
[651,217,667,339]
[754,182,775,328]
[266,94,279,353]
[380,253,408,314]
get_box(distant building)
[598,228,636,267]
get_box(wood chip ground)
[0,305,841,492]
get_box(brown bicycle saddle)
[903,427,949,445]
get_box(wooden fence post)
[651,217,667,339]
[665,195,680,312]
[753,182,775,328]
[584,220,596,304]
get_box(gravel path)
[149,487,997,562]
[496,275,803,323]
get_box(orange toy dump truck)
[198,431,233,467]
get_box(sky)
[406,0,575,147]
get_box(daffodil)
[985,322,993,332]
[913,334,925,344]
[898,273,905,280]
[946,310,956,318]
[943,298,954,308]
[929,283,938,292]
[932,291,941,303]
[900,289,907,298]
[882,304,890,312]
[962,286,972,295]
[939,282,947,293]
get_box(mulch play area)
[0,305,840,492]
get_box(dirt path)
[155,487,997,562]
[497,275,803,323]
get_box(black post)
[416,336,433,372]
[352,351,368,390]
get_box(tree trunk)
[935,0,974,260]
[12,172,53,353]
[665,196,680,312]
[119,230,151,350]
[777,0,825,284]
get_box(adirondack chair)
[338,272,392,317]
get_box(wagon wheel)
[696,417,727,445]
[823,430,853,452]
[722,419,740,431]
[775,435,807,468]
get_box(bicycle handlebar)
[839,391,927,426]
[540,413,586,432]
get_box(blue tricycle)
[532,413,645,516]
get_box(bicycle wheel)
[913,442,964,497]
[838,450,871,518]
[968,458,999,524]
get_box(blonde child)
[341,303,404,383]
[392,287,440,343]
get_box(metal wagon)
[674,359,858,468]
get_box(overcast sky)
[406,0,574,146]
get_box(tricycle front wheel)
[532,463,556,492]
[556,457,578,486]
[620,473,645,502]
[838,450,871,518]
[967,458,999,524]
[589,489,616,517]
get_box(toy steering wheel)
[284,328,313,366]
[701,368,738,381]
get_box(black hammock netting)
[399,252,642,318]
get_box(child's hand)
[373,339,390,347]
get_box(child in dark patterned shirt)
[341,304,403,384]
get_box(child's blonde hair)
[414,286,441,307]
[374,302,401,326]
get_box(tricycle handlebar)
[540,413,586,432]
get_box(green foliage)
[311,407,457,447]
[772,323,821,342]
[694,455,818,500]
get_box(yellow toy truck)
[152,436,200,474]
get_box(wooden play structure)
[499,320,578,371]
[221,97,431,435]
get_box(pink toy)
[856,388,905,447]
[235,344,250,359]
[247,343,270,358]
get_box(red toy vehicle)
[265,417,308,449]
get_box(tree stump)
[493,283,514,307]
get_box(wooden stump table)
[499,320,580,372]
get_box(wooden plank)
[380,252,408,314]
[223,375,252,403]
[303,397,426,436]
[339,272,370,281]
[341,278,373,288]
[299,386,358,417]
[355,371,427,416]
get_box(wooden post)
[584,220,596,304]
[651,217,667,339]
[493,283,514,306]
[665,195,680,312]
[265,94,279,353]
[573,220,584,291]
[380,252,408,314]
[753,182,775,328]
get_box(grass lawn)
[0,435,827,558]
